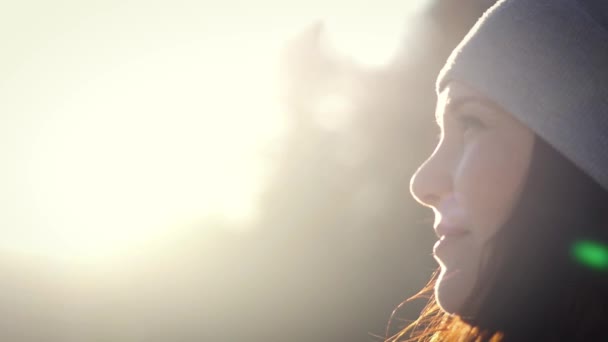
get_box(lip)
[434,223,470,239]
[433,230,471,262]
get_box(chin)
[435,267,472,315]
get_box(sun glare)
[1,0,425,265]
[2,6,292,264]
[322,0,431,68]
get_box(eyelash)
[457,114,485,133]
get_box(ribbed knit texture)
[437,0,608,191]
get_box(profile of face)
[409,82,535,314]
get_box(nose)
[409,143,453,209]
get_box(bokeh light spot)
[571,240,608,271]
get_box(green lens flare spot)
[571,240,608,271]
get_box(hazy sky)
[0,0,429,263]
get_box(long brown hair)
[388,137,608,341]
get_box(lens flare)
[571,240,608,271]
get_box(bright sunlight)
[1,0,425,265]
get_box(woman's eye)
[458,114,485,134]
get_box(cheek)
[454,138,529,242]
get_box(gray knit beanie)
[437,0,608,190]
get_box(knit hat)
[437,0,608,191]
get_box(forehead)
[439,81,476,101]
[435,82,504,123]
[436,82,481,123]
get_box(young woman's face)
[409,82,535,314]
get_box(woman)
[389,0,608,340]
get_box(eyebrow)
[435,95,497,124]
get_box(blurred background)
[0,1,495,341]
